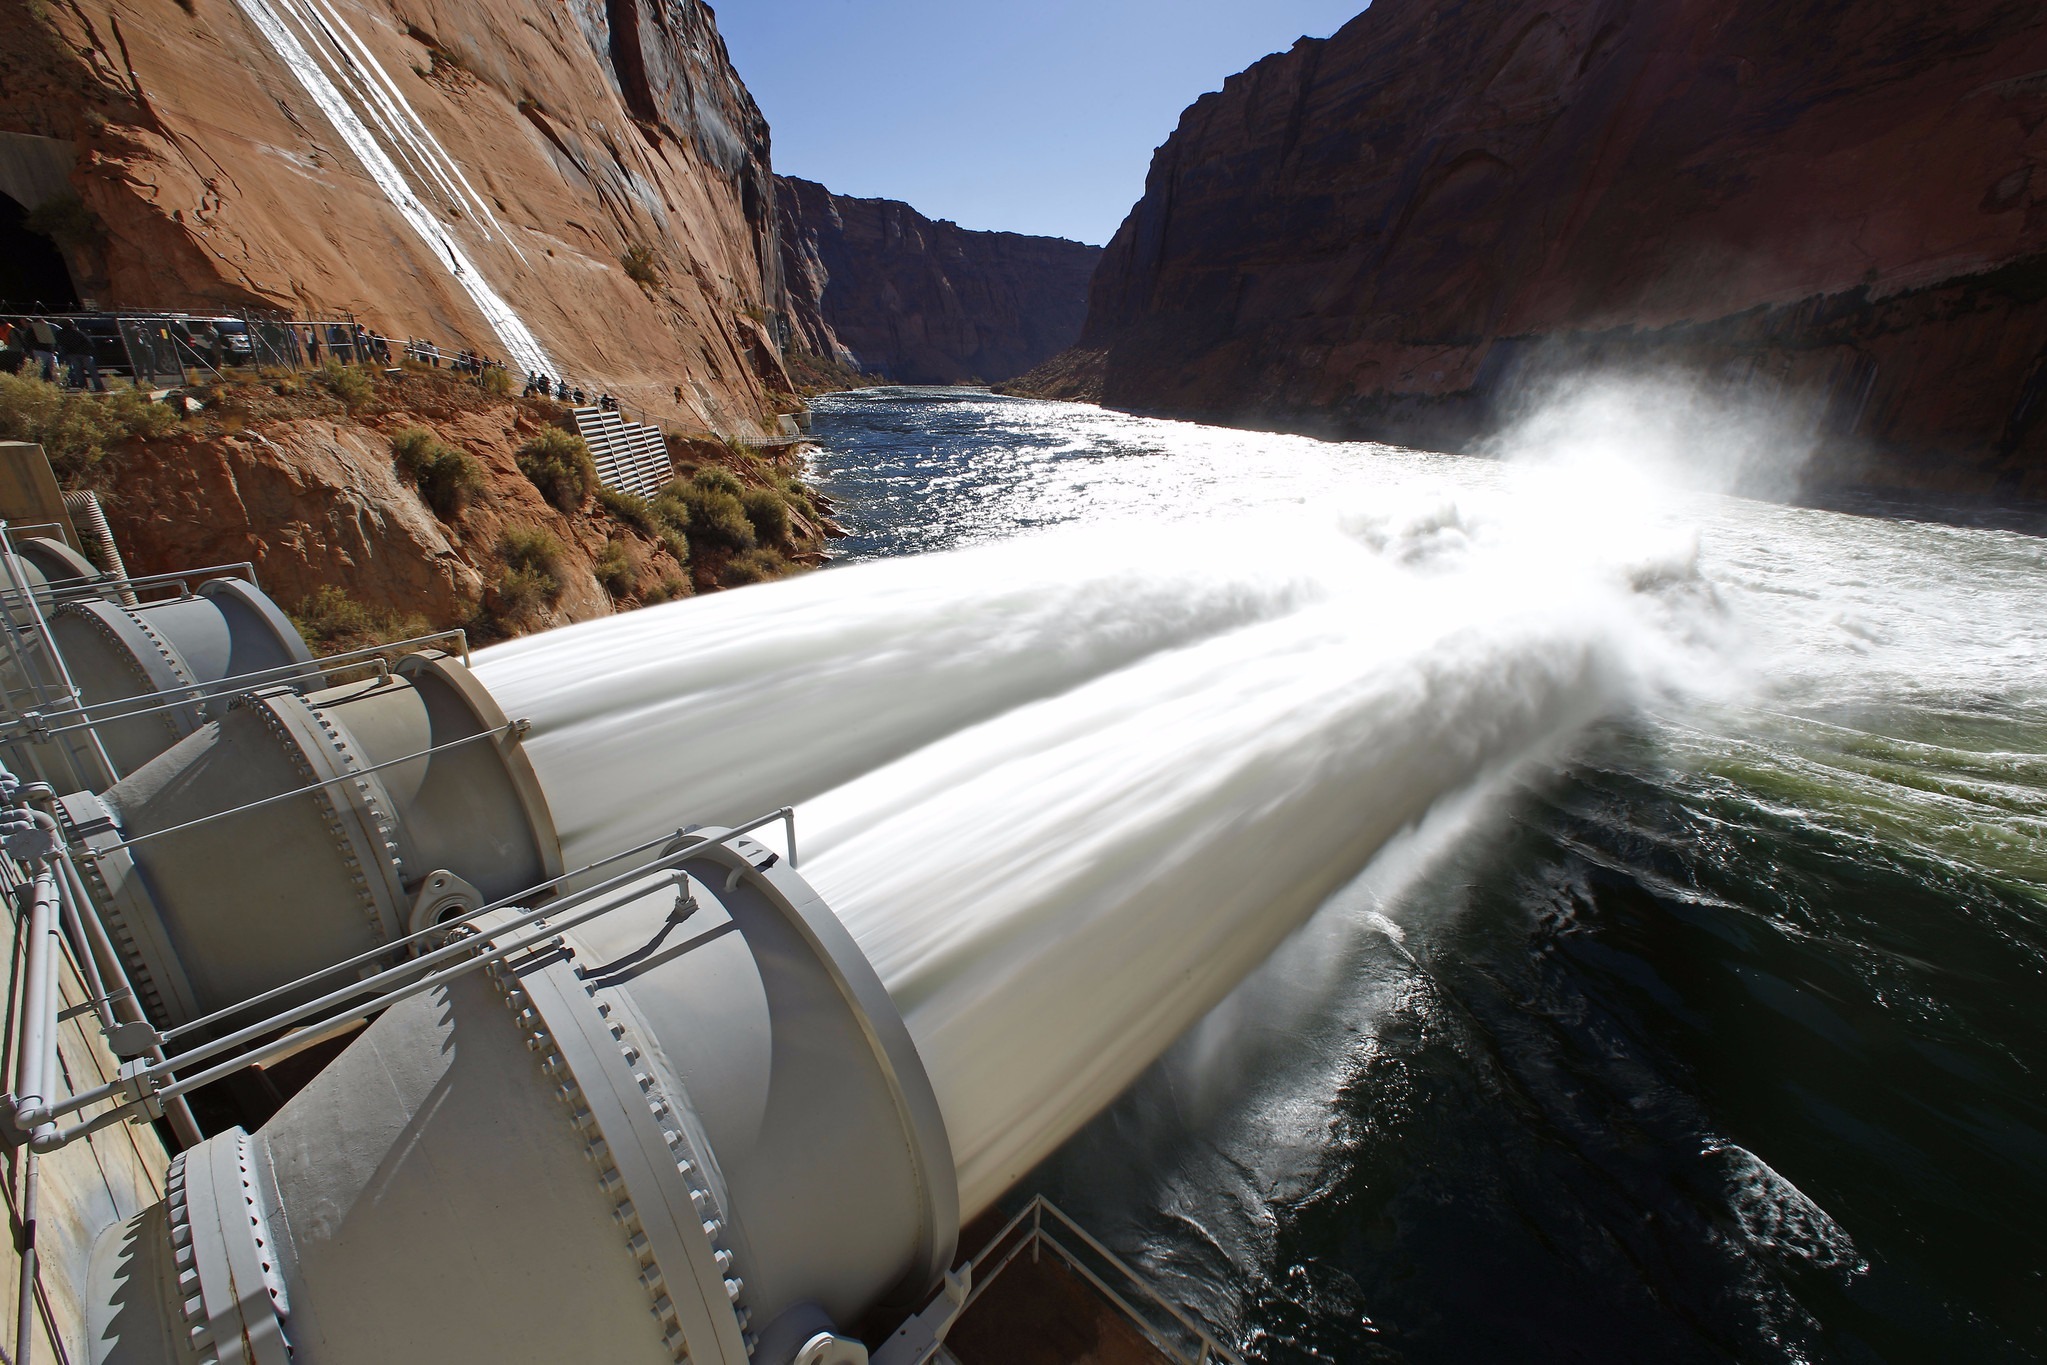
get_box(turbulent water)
[796,388,2047,1363]
[477,384,2045,1362]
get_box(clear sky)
[714,0,1370,247]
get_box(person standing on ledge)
[28,317,58,382]
[57,320,103,391]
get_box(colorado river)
[802,386,2047,1364]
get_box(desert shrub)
[489,526,565,627]
[499,525,563,578]
[594,539,634,597]
[776,475,817,522]
[389,425,484,518]
[676,484,753,550]
[0,373,177,485]
[739,486,790,545]
[315,359,374,409]
[516,427,596,512]
[721,547,787,586]
[596,486,656,535]
[289,585,430,656]
[649,486,692,533]
[644,574,691,604]
[620,243,661,290]
[480,364,512,397]
[690,466,743,497]
[658,529,690,571]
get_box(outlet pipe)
[65,651,560,1029]
[84,830,957,1365]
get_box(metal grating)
[569,407,675,500]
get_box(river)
[801,385,2047,1364]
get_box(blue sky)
[715,0,1370,246]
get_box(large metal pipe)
[0,540,315,791]
[64,651,561,1029]
[83,832,956,1364]
[40,579,316,783]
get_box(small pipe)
[51,850,200,1146]
[11,868,60,1147]
[14,1149,35,1365]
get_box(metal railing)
[16,806,797,1148]
[959,1196,1242,1365]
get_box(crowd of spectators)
[0,310,631,418]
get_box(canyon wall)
[0,0,793,436]
[1064,0,2047,497]
[777,175,1101,384]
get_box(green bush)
[650,487,692,532]
[480,365,512,397]
[316,359,374,409]
[596,486,656,535]
[721,547,787,586]
[658,529,690,571]
[691,466,744,497]
[288,585,430,656]
[516,427,596,512]
[777,475,817,522]
[594,539,634,598]
[739,486,790,546]
[495,565,555,618]
[0,373,177,485]
[495,525,565,616]
[389,425,483,518]
[677,484,753,550]
[644,574,691,604]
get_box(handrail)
[957,1195,1241,1365]
[0,626,471,740]
[21,808,797,1141]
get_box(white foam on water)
[795,524,1696,1216]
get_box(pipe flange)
[687,833,960,1317]
[58,789,197,1029]
[397,651,565,892]
[163,1130,291,1365]
[233,689,407,948]
[53,597,202,743]
[483,910,757,1363]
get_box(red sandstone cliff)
[0,0,792,436]
[777,176,1101,385]
[1062,0,2047,496]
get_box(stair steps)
[569,406,675,500]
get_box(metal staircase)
[569,406,675,499]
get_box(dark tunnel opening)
[0,191,82,310]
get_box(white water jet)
[229,0,551,372]
[798,554,1665,1216]
[473,520,1364,870]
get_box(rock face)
[777,175,1101,384]
[1073,0,2047,496]
[0,0,792,436]
[96,367,831,643]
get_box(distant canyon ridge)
[4,0,2045,496]
[776,176,1099,386]
[1013,0,2047,499]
